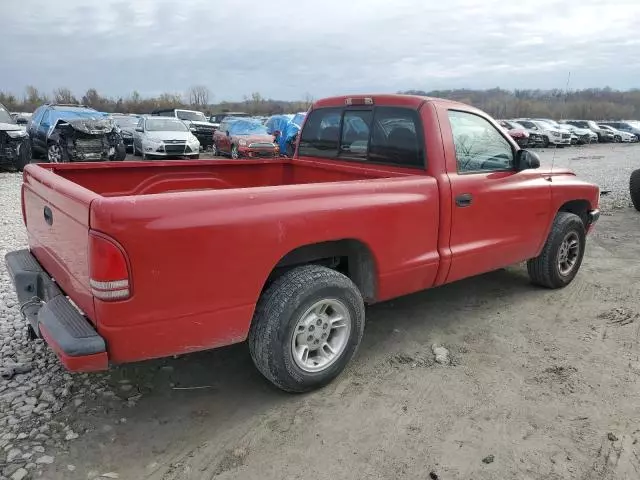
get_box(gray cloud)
[1,0,640,100]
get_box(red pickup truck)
[5,94,600,392]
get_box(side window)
[448,111,514,173]
[31,107,45,126]
[219,122,228,133]
[136,118,144,130]
[40,110,51,127]
[340,110,372,159]
[298,107,342,158]
[369,107,423,167]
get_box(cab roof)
[312,94,476,111]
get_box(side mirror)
[135,127,143,132]
[516,149,540,171]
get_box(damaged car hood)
[0,122,24,132]
[54,118,116,135]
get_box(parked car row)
[498,117,640,148]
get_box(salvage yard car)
[28,104,126,163]
[514,119,572,147]
[152,108,214,149]
[133,116,200,159]
[211,118,279,158]
[111,114,140,152]
[0,102,31,170]
[4,94,600,393]
[598,124,636,143]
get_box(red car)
[5,94,599,392]
[498,120,531,147]
[211,118,279,159]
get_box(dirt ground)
[3,144,640,480]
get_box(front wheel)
[249,265,365,392]
[615,135,622,143]
[211,142,218,156]
[231,144,240,159]
[15,141,32,171]
[47,142,68,163]
[527,212,586,289]
[630,169,640,211]
[113,143,126,161]
[542,136,550,148]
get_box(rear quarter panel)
[90,176,440,363]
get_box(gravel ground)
[0,143,639,479]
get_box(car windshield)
[0,104,14,123]
[176,110,207,122]
[146,118,188,132]
[228,120,269,135]
[113,116,139,128]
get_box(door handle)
[455,193,473,207]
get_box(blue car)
[266,112,307,156]
[28,104,126,163]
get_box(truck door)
[443,109,552,283]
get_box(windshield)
[145,118,188,132]
[113,116,139,128]
[229,120,269,135]
[176,110,207,122]
[0,104,14,123]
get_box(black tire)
[15,140,32,171]
[630,169,640,212]
[211,142,218,156]
[542,136,550,148]
[527,212,586,289]
[113,143,126,161]
[615,136,622,143]
[133,144,141,157]
[249,265,365,393]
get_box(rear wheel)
[249,265,365,392]
[630,169,640,212]
[527,212,586,289]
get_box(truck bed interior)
[38,159,411,196]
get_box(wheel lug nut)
[309,325,315,332]
[307,335,313,342]
[316,319,322,326]
[322,333,327,338]
[314,339,319,344]
[323,323,328,329]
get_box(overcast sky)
[2,0,640,101]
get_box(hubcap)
[211,143,218,156]
[48,144,62,163]
[291,299,351,373]
[231,146,239,159]
[557,232,580,276]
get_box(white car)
[515,119,572,147]
[558,124,595,145]
[133,116,200,160]
[598,124,636,143]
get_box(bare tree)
[53,87,77,104]
[188,85,210,108]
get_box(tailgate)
[22,165,99,322]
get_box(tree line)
[1,85,640,120]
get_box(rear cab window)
[298,105,424,168]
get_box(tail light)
[89,232,131,301]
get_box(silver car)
[133,116,200,160]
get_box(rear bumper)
[4,249,108,372]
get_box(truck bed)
[44,158,410,196]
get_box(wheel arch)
[558,199,591,226]
[262,239,378,304]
